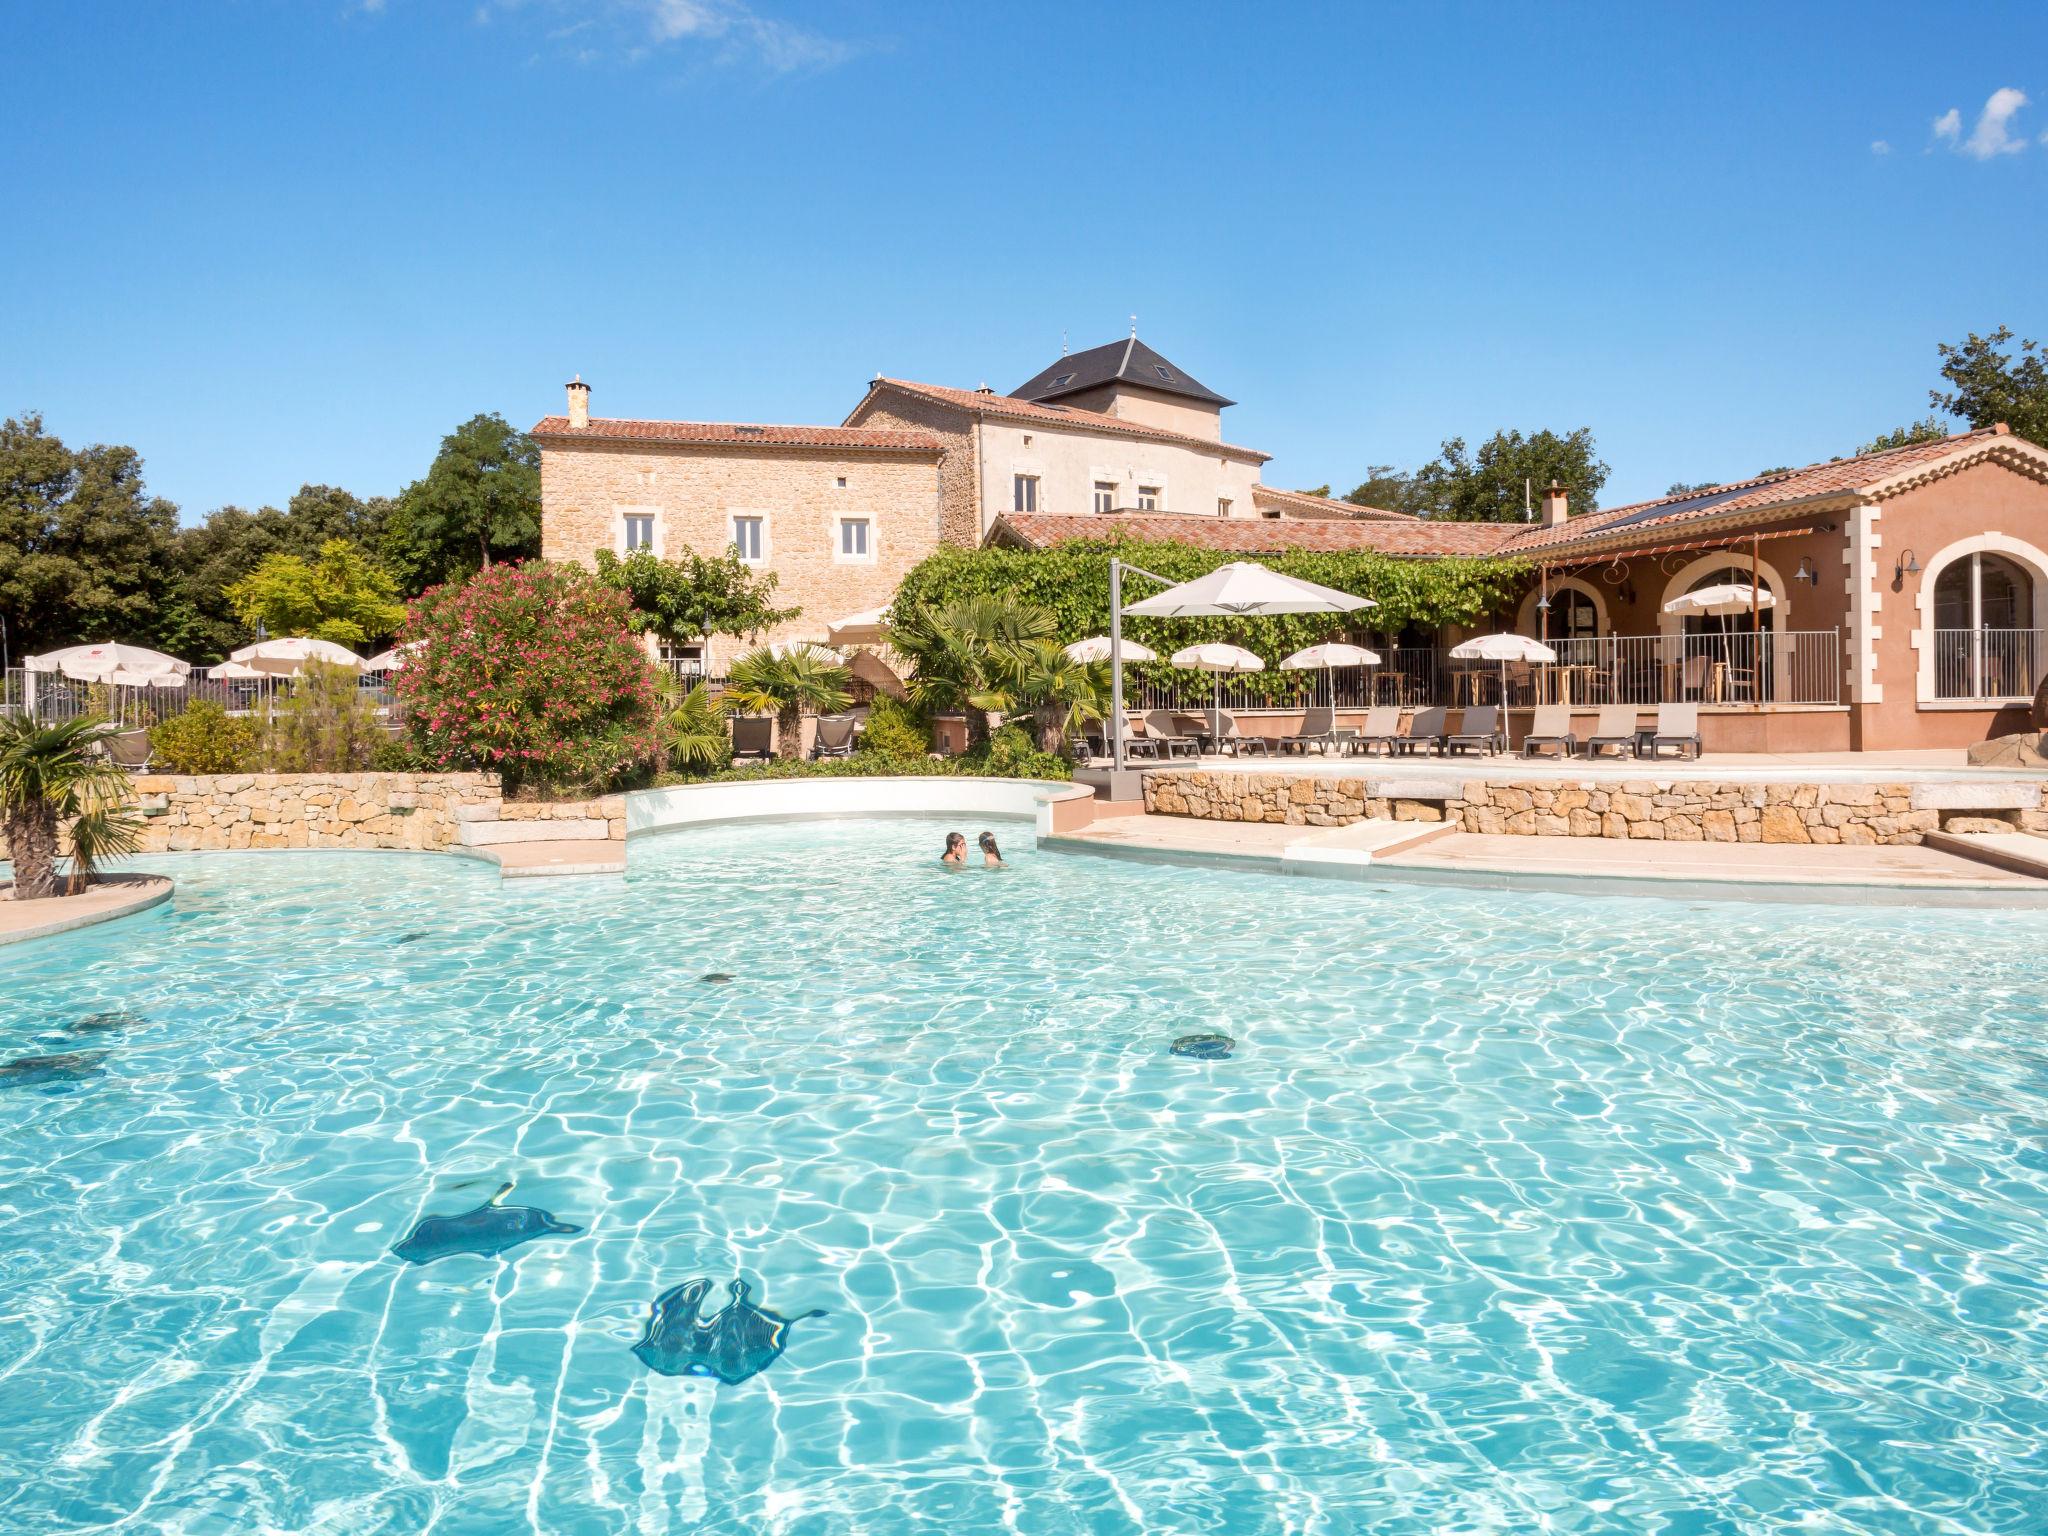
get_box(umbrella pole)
[1750,534,1761,710]
[1110,558,1125,772]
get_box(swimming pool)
[3,818,2045,1533]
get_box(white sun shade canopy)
[764,640,845,662]
[826,607,890,645]
[1123,561,1376,617]
[1450,633,1558,663]
[1169,643,1266,674]
[1064,635,1157,664]
[25,643,191,685]
[1280,643,1382,669]
[227,637,367,675]
[1663,584,1776,617]
[361,648,408,672]
[208,660,268,681]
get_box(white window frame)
[1911,532,2048,707]
[833,513,875,564]
[1217,497,1233,519]
[730,512,769,564]
[1012,472,1040,514]
[1136,484,1162,512]
[1092,479,1118,515]
[615,506,662,557]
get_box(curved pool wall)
[624,775,1092,841]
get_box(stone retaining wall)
[1143,770,2047,846]
[126,773,499,853]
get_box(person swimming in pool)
[978,831,1006,868]
[940,832,968,867]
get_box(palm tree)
[888,596,1057,743]
[1001,641,1111,753]
[655,674,731,773]
[723,646,852,760]
[0,716,144,900]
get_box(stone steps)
[456,818,610,848]
[1923,829,2048,882]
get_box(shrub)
[854,694,929,763]
[963,723,1072,781]
[259,660,383,772]
[369,738,423,772]
[395,560,659,793]
[150,702,258,774]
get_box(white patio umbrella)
[1449,632,1557,709]
[1663,583,1775,617]
[227,636,366,676]
[825,607,890,646]
[1063,635,1157,664]
[1170,642,1265,741]
[1125,561,1377,618]
[763,640,845,663]
[1280,642,1382,708]
[25,642,191,685]
[208,660,267,681]
[361,646,411,672]
[107,666,187,689]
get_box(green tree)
[0,412,179,656]
[1344,466,1431,514]
[1930,326,2048,446]
[1858,418,1949,456]
[0,715,142,900]
[888,596,1057,744]
[1407,428,1610,523]
[722,645,852,760]
[1665,480,1721,497]
[383,413,541,592]
[592,547,799,645]
[1000,640,1110,753]
[224,538,407,647]
[656,676,732,773]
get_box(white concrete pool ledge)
[627,776,1091,842]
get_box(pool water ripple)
[1,820,2045,1533]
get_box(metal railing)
[1118,630,1843,712]
[1932,628,2044,701]
[3,667,403,727]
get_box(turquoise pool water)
[3,819,2046,1534]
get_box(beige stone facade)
[1141,769,2046,846]
[536,421,943,669]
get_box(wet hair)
[944,832,966,854]
[978,832,1002,857]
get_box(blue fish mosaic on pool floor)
[0,1050,109,1088]
[1170,1032,1234,1060]
[390,1181,583,1265]
[632,1279,826,1384]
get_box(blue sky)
[4,1,2046,520]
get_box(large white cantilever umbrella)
[1663,583,1775,618]
[1280,642,1381,707]
[1170,643,1265,743]
[1106,560,1374,770]
[1449,633,1556,708]
[1063,635,1156,664]
[26,642,190,685]
[228,636,366,676]
[825,607,890,646]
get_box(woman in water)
[978,831,1006,868]
[940,832,967,867]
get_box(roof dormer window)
[1048,373,1075,390]
[1154,365,1175,382]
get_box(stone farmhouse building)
[537,339,2048,754]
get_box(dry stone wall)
[124,773,499,853]
[1142,769,2045,846]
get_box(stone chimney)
[566,375,591,429]
[1541,479,1569,528]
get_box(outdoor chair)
[1645,702,1703,759]
[1521,703,1578,758]
[1395,705,1448,755]
[812,716,857,759]
[106,729,152,771]
[1352,705,1403,757]
[1141,710,1201,758]
[1288,706,1340,754]
[1679,653,1713,701]
[1443,705,1503,756]
[1585,705,1641,758]
[1211,710,1277,756]
[731,716,775,762]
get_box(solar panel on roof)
[1594,483,1755,534]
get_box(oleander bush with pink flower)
[395,561,660,793]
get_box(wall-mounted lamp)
[1535,593,1552,612]
[1793,556,1817,585]
[1894,549,1920,580]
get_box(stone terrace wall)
[1141,770,2047,846]
[125,773,500,853]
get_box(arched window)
[1551,588,1598,641]
[1932,552,2037,699]
[1680,565,1774,637]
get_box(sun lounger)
[106,729,152,770]
[1352,705,1402,757]
[1395,705,1448,755]
[1141,710,1200,758]
[1211,710,1276,756]
[1521,703,1578,758]
[1286,706,1340,754]
[1442,705,1502,756]
[812,716,857,759]
[1645,701,1702,759]
[730,716,775,762]
[1585,705,1641,758]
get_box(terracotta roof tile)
[863,379,1271,462]
[531,416,943,453]
[986,513,1521,557]
[1508,425,2040,554]
[1250,485,1419,522]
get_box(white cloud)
[1870,139,1891,155]
[482,0,859,74]
[1931,89,2032,158]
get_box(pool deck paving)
[0,874,174,946]
[450,839,627,878]
[1045,810,2048,899]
